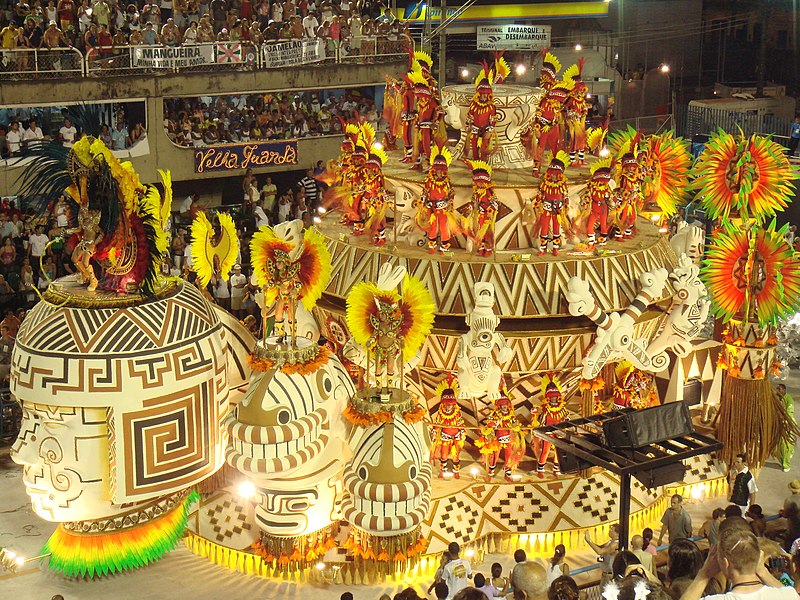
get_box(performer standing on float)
[464,56,508,162]
[564,59,589,166]
[476,390,524,482]
[612,361,657,410]
[536,373,567,474]
[534,151,570,256]
[581,157,614,247]
[408,67,441,170]
[614,138,643,241]
[520,50,561,176]
[465,160,499,256]
[400,69,417,163]
[416,143,458,254]
[430,375,466,479]
[349,126,375,235]
[362,145,390,246]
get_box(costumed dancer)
[416,143,459,254]
[63,205,102,292]
[250,220,331,343]
[536,373,567,474]
[476,389,524,482]
[382,75,403,151]
[534,151,570,256]
[611,361,657,410]
[464,56,508,162]
[465,160,498,256]
[349,125,376,235]
[520,51,561,174]
[345,263,435,392]
[523,80,573,178]
[408,67,441,170]
[362,144,390,246]
[414,50,440,101]
[400,68,417,162]
[563,59,589,166]
[430,375,466,479]
[614,137,643,240]
[580,157,614,247]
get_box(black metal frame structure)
[533,408,723,549]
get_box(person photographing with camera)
[679,526,798,600]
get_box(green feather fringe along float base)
[42,490,199,578]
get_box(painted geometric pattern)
[418,452,715,555]
[15,282,218,356]
[320,223,678,317]
[195,489,259,550]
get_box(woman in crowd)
[546,544,570,586]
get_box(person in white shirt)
[6,121,22,156]
[22,118,45,149]
[59,117,77,148]
[212,274,230,310]
[229,264,247,318]
[179,192,197,225]
[302,12,318,37]
[441,542,472,600]
[28,225,50,275]
[254,199,270,228]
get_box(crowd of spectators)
[164,88,382,146]
[0,105,145,158]
[0,0,410,63]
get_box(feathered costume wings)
[190,211,240,287]
[250,223,331,311]
[345,267,435,363]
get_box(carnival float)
[6,49,799,584]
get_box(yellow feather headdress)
[590,156,614,176]
[540,372,563,395]
[414,50,433,68]
[542,51,561,74]
[434,373,460,399]
[429,143,452,167]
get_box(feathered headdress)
[466,159,493,183]
[429,143,453,168]
[590,156,614,180]
[701,220,800,326]
[641,131,691,216]
[547,150,571,172]
[414,50,433,70]
[345,263,435,363]
[434,373,460,402]
[691,129,795,224]
[615,360,637,386]
[250,223,331,311]
[541,372,563,396]
[541,50,561,78]
[492,51,511,83]
[366,144,388,168]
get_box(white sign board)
[477,25,551,51]
[262,39,326,68]
[132,45,215,68]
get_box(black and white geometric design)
[437,495,481,544]
[574,478,617,521]
[491,485,550,531]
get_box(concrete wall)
[0,60,403,196]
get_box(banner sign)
[262,39,325,68]
[194,141,299,173]
[133,44,215,68]
[477,24,551,51]
[217,43,257,64]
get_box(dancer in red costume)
[520,50,561,176]
[534,151,570,256]
[430,376,466,478]
[476,390,524,482]
[465,160,498,256]
[408,67,441,170]
[416,144,458,254]
[581,157,614,247]
[464,56,508,162]
[564,59,589,166]
[614,142,643,241]
[346,131,370,234]
[361,146,390,246]
[400,69,417,162]
[536,373,567,474]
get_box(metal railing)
[677,103,794,141]
[0,36,409,80]
[0,47,84,79]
